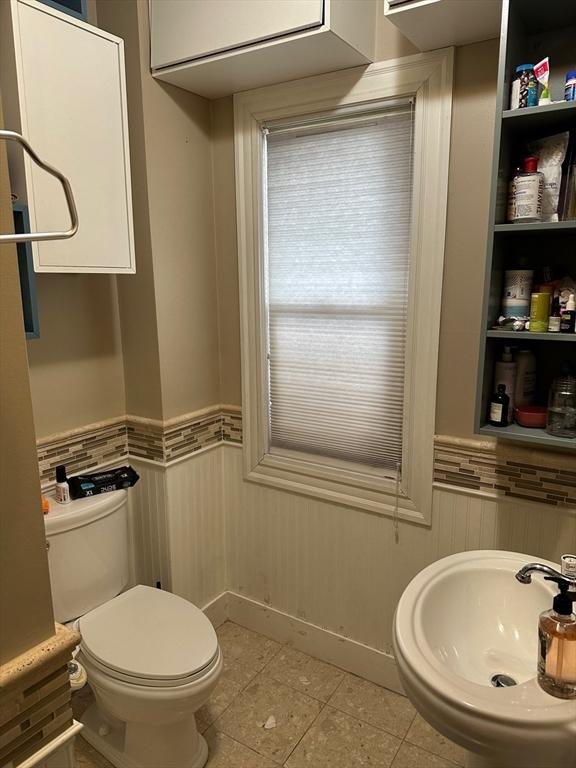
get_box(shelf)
[502,101,576,134]
[486,331,576,342]
[479,423,576,450]
[494,221,576,233]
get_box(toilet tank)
[44,490,130,623]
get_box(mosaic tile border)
[434,435,576,509]
[37,406,243,486]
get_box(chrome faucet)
[515,562,576,586]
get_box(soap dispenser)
[538,576,576,699]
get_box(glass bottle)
[546,365,576,438]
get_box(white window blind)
[264,104,414,472]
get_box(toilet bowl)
[43,491,222,768]
[77,585,222,768]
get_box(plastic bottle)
[494,347,517,422]
[511,157,544,223]
[515,350,537,407]
[54,464,71,505]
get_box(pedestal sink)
[393,551,576,768]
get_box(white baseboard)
[202,592,229,629]
[202,590,403,695]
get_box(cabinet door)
[14,0,134,272]
[151,0,324,70]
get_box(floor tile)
[262,647,344,702]
[215,675,322,764]
[405,715,467,766]
[329,674,416,739]
[205,731,277,767]
[391,742,460,768]
[75,736,114,768]
[285,706,401,768]
[217,621,282,674]
[197,655,259,732]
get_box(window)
[265,105,413,474]
[235,51,453,523]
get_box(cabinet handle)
[0,129,78,245]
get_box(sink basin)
[393,550,576,768]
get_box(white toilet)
[44,489,222,768]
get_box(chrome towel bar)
[0,129,78,244]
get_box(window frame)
[234,49,454,524]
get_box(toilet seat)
[79,585,219,687]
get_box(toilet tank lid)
[79,585,219,681]
[44,489,127,535]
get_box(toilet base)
[80,703,208,768]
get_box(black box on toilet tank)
[67,466,139,499]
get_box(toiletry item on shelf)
[558,276,576,313]
[548,294,562,332]
[489,384,510,427]
[67,465,140,499]
[565,70,576,101]
[509,157,543,223]
[537,576,576,699]
[529,292,551,333]
[534,58,551,105]
[510,65,538,109]
[502,269,533,317]
[514,405,547,428]
[506,166,521,221]
[560,293,576,333]
[515,349,536,407]
[527,133,569,222]
[41,496,50,515]
[546,363,576,438]
[494,347,517,421]
[54,464,71,505]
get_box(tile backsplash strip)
[38,416,574,509]
[37,406,242,486]
[434,435,576,509]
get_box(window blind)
[264,104,414,471]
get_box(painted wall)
[0,100,54,663]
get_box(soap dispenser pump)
[538,576,576,699]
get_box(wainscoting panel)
[164,447,227,607]
[128,460,171,591]
[222,445,576,654]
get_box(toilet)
[44,489,222,768]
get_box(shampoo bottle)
[515,349,537,407]
[538,577,576,699]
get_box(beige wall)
[27,275,126,438]
[0,102,54,663]
[436,40,498,437]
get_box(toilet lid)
[79,585,218,682]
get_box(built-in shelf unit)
[475,0,576,450]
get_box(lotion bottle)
[538,576,576,699]
[494,347,517,422]
[55,464,71,505]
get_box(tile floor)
[73,621,467,768]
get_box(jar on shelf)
[546,365,576,439]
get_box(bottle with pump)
[54,464,71,505]
[538,576,576,699]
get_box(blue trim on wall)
[13,204,40,340]
[37,0,87,21]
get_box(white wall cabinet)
[0,0,135,273]
[150,0,377,99]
